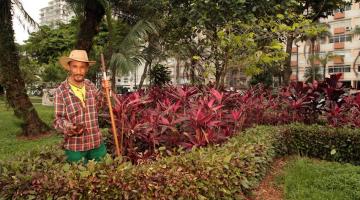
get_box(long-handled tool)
[100,53,121,156]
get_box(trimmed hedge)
[280,124,360,165]
[1,124,359,199]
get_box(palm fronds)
[110,20,157,76]
[12,0,39,32]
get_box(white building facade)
[39,0,74,26]
[291,3,360,89]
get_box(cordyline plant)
[105,85,248,163]
[104,75,359,163]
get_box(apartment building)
[112,58,191,92]
[39,0,74,26]
[291,3,360,89]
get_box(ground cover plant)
[279,157,360,200]
[0,99,61,160]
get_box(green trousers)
[65,143,107,164]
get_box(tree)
[149,64,171,87]
[318,52,335,80]
[23,19,109,84]
[0,0,50,136]
[273,0,354,85]
[109,20,156,91]
[304,66,322,83]
[73,0,105,52]
[299,23,331,81]
[352,25,360,76]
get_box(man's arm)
[96,87,107,111]
[95,79,110,111]
[53,89,74,134]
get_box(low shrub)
[0,126,280,199]
[1,124,359,199]
[280,124,360,164]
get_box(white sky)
[14,0,50,44]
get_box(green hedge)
[279,124,360,165]
[1,124,359,199]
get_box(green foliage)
[24,22,77,64]
[2,124,360,199]
[110,20,156,77]
[18,53,42,86]
[281,157,360,200]
[279,124,360,164]
[303,65,323,82]
[149,64,171,86]
[249,70,274,87]
[22,22,77,83]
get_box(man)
[53,50,110,163]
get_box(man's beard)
[73,75,85,82]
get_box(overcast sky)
[14,0,50,44]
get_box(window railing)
[329,34,352,43]
[328,65,351,73]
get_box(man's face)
[68,61,89,83]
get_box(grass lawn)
[0,97,61,161]
[278,157,360,200]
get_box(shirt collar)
[65,77,90,94]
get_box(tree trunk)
[175,58,180,84]
[0,0,50,137]
[76,0,105,52]
[283,35,294,85]
[311,40,316,82]
[219,50,229,88]
[138,60,151,90]
[353,52,360,76]
[215,59,222,87]
[190,58,196,84]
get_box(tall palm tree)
[318,52,335,80]
[66,0,105,52]
[109,20,157,91]
[304,65,323,83]
[352,26,360,77]
[298,23,331,81]
[0,0,50,136]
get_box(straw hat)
[59,50,96,70]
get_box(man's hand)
[64,122,84,136]
[102,79,111,90]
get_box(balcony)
[334,27,345,35]
[334,42,345,49]
[334,12,345,20]
[333,56,344,64]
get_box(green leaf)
[224,153,234,163]
[331,149,337,155]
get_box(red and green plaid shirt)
[53,78,106,151]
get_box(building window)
[123,77,129,83]
[117,78,121,82]
[328,65,351,73]
[334,4,352,13]
[329,34,352,43]
[358,65,360,72]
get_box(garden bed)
[1,123,359,199]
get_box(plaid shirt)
[53,78,106,151]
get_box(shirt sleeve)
[96,86,108,112]
[53,88,72,134]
